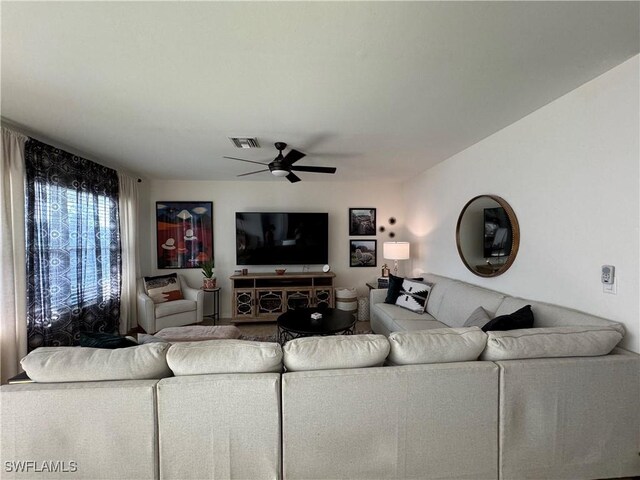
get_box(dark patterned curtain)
[25,139,121,350]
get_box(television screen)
[236,212,329,265]
[483,207,512,258]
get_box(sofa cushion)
[463,306,492,328]
[156,325,242,342]
[167,340,282,375]
[496,297,625,335]
[432,281,505,327]
[480,326,623,360]
[421,274,459,318]
[137,333,169,344]
[388,327,487,365]
[143,273,183,303]
[21,343,172,382]
[395,279,433,313]
[155,299,196,318]
[392,318,449,332]
[283,335,390,372]
[375,303,435,323]
[481,305,534,332]
[370,302,447,336]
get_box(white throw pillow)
[283,334,390,372]
[387,327,487,365]
[167,340,283,375]
[480,326,623,361]
[21,343,171,382]
[395,279,432,313]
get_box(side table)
[201,287,221,324]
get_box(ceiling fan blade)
[283,149,306,165]
[290,165,337,174]
[237,169,270,177]
[223,156,269,166]
[286,172,302,183]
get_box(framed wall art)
[349,208,376,236]
[350,239,377,267]
[156,201,213,269]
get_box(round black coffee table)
[277,307,356,344]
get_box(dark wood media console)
[230,271,335,323]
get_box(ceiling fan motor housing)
[269,159,289,177]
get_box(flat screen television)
[483,207,512,258]
[236,212,329,265]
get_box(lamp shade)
[383,242,410,260]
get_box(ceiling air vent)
[228,137,260,149]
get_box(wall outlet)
[601,265,615,284]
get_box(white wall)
[403,56,640,352]
[141,180,405,317]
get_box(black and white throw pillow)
[395,279,433,313]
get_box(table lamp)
[383,241,410,276]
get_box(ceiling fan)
[224,142,337,183]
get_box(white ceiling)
[2,1,638,182]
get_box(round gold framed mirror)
[456,195,520,277]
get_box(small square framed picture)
[349,208,376,236]
[350,239,377,267]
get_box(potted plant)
[200,260,216,290]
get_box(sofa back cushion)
[21,343,171,382]
[495,297,625,334]
[1,379,161,480]
[388,327,487,365]
[432,281,506,327]
[421,274,458,317]
[480,326,623,361]
[167,340,282,375]
[283,334,390,372]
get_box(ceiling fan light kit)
[224,142,336,183]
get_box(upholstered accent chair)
[137,275,204,334]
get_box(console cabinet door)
[285,289,313,310]
[313,288,334,308]
[234,289,255,319]
[256,289,285,318]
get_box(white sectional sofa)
[2,273,639,480]
[370,273,640,479]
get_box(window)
[25,139,121,349]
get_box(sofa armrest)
[181,281,204,323]
[369,288,387,305]
[137,291,156,334]
[495,351,640,478]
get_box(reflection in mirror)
[456,195,519,277]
